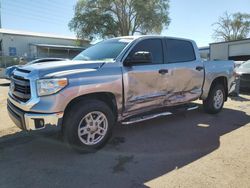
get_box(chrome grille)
[11,75,31,102]
[241,74,250,80]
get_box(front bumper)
[7,99,63,131]
[240,79,250,89]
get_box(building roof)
[0,28,89,42]
[31,43,87,50]
[210,38,250,45]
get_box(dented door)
[161,61,204,105]
[122,38,167,115]
[123,64,169,114]
[163,39,204,105]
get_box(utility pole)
[0,0,3,68]
[0,0,2,28]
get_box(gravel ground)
[0,79,250,188]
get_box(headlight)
[37,78,68,97]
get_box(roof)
[112,35,195,43]
[210,38,250,45]
[31,43,87,50]
[0,28,89,42]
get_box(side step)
[122,104,199,125]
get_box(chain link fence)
[0,56,34,78]
[0,56,27,68]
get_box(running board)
[122,105,199,125]
[187,106,199,111]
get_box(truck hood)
[20,60,106,78]
[236,67,250,74]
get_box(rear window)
[166,39,196,63]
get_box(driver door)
[122,38,169,116]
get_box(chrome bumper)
[7,99,63,131]
[8,92,40,111]
[24,112,63,130]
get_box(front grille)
[241,74,250,81]
[11,75,31,102]
[7,99,26,129]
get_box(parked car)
[236,60,250,90]
[7,36,235,152]
[4,58,68,79]
[234,61,245,69]
[229,61,245,96]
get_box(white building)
[0,28,90,67]
[210,38,250,61]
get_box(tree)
[213,12,250,41]
[69,0,170,40]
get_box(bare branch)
[213,12,250,41]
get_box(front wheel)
[63,99,115,153]
[203,84,225,114]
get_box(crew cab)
[7,36,235,152]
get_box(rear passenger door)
[163,39,204,105]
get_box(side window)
[166,39,196,63]
[129,39,163,64]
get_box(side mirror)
[124,51,152,66]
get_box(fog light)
[34,119,45,129]
[40,120,44,126]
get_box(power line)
[7,0,73,13]
[1,0,76,32]
[3,9,66,23]
[3,1,72,19]
[2,7,67,24]
[0,0,2,28]
[2,2,71,23]
[42,0,76,8]
[2,8,64,25]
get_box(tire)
[63,99,115,153]
[203,84,225,114]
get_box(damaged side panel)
[122,61,204,119]
[122,64,168,114]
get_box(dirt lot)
[0,79,250,188]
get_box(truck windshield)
[73,38,132,62]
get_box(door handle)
[158,69,168,75]
[196,66,204,71]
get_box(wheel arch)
[63,92,118,122]
[210,76,228,101]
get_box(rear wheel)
[63,99,115,153]
[203,84,225,114]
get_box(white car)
[4,58,68,80]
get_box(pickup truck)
[7,36,235,152]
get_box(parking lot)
[0,78,250,188]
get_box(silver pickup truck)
[7,36,235,152]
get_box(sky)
[1,0,250,47]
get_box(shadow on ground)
[0,107,249,188]
[230,95,250,102]
[230,90,250,102]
